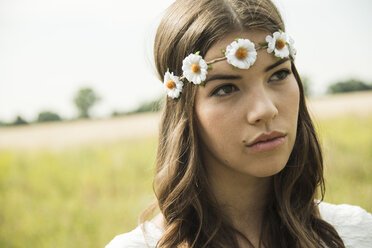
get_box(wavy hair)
[144,0,346,247]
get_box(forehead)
[204,30,270,61]
[204,30,284,78]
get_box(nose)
[246,89,278,125]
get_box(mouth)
[246,131,287,152]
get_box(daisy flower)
[225,38,257,69]
[288,36,297,60]
[266,31,290,59]
[163,71,183,99]
[182,53,208,85]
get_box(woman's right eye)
[211,84,238,97]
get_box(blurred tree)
[134,97,163,113]
[111,97,163,117]
[327,79,372,94]
[37,111,62,123]
[111,110,125,117]
[12,115,28,126]
[73,88,101,119]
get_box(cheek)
[280,78,300,146]
[195,101,236,150]
[291,81,300,118]
[279,78,300,117]
[196,104,222,142]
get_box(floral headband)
[163,30,296,99]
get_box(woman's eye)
[211,84,238,97]
[269,69,291,82]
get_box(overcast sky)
[1,0,371,122]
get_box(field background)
[0,91,371,248]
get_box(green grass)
[0,115,371,247]
[315,115,372,212]
[0,138,157,248]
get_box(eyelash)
[211,84,238,97]
[269,69,291,82]
[210,69,292,97]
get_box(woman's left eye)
[211,84,238,97]
[269,69,291,82]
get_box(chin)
[249,161,287,178]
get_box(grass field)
[0,114,371,247]
[317,115,372,209]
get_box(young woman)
[106,0,372,247]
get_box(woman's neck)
[207,163,273,245]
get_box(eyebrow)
[264,58,290,72]
[204,74,242,84]
[204,58,290,84]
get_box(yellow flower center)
[191,64,200,74]
[275,39,286,50]
[166,80,176,90]
[235,48,248,60]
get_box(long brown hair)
[146,0,346,247]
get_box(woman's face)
[195,30,300,178]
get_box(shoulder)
[318,201,372,248]
[105,222,162,248]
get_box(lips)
[246,131,287,152]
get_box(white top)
[106,202,372,248]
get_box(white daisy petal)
[163,71,183,99]
[225,38,257,69]
[276,48,290,58]
[265,35,273,43]
[266,35,275,53]
[182,53,208,85]
[288,36,297,60]
[266,31,293,59]
[273,31,282,39]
